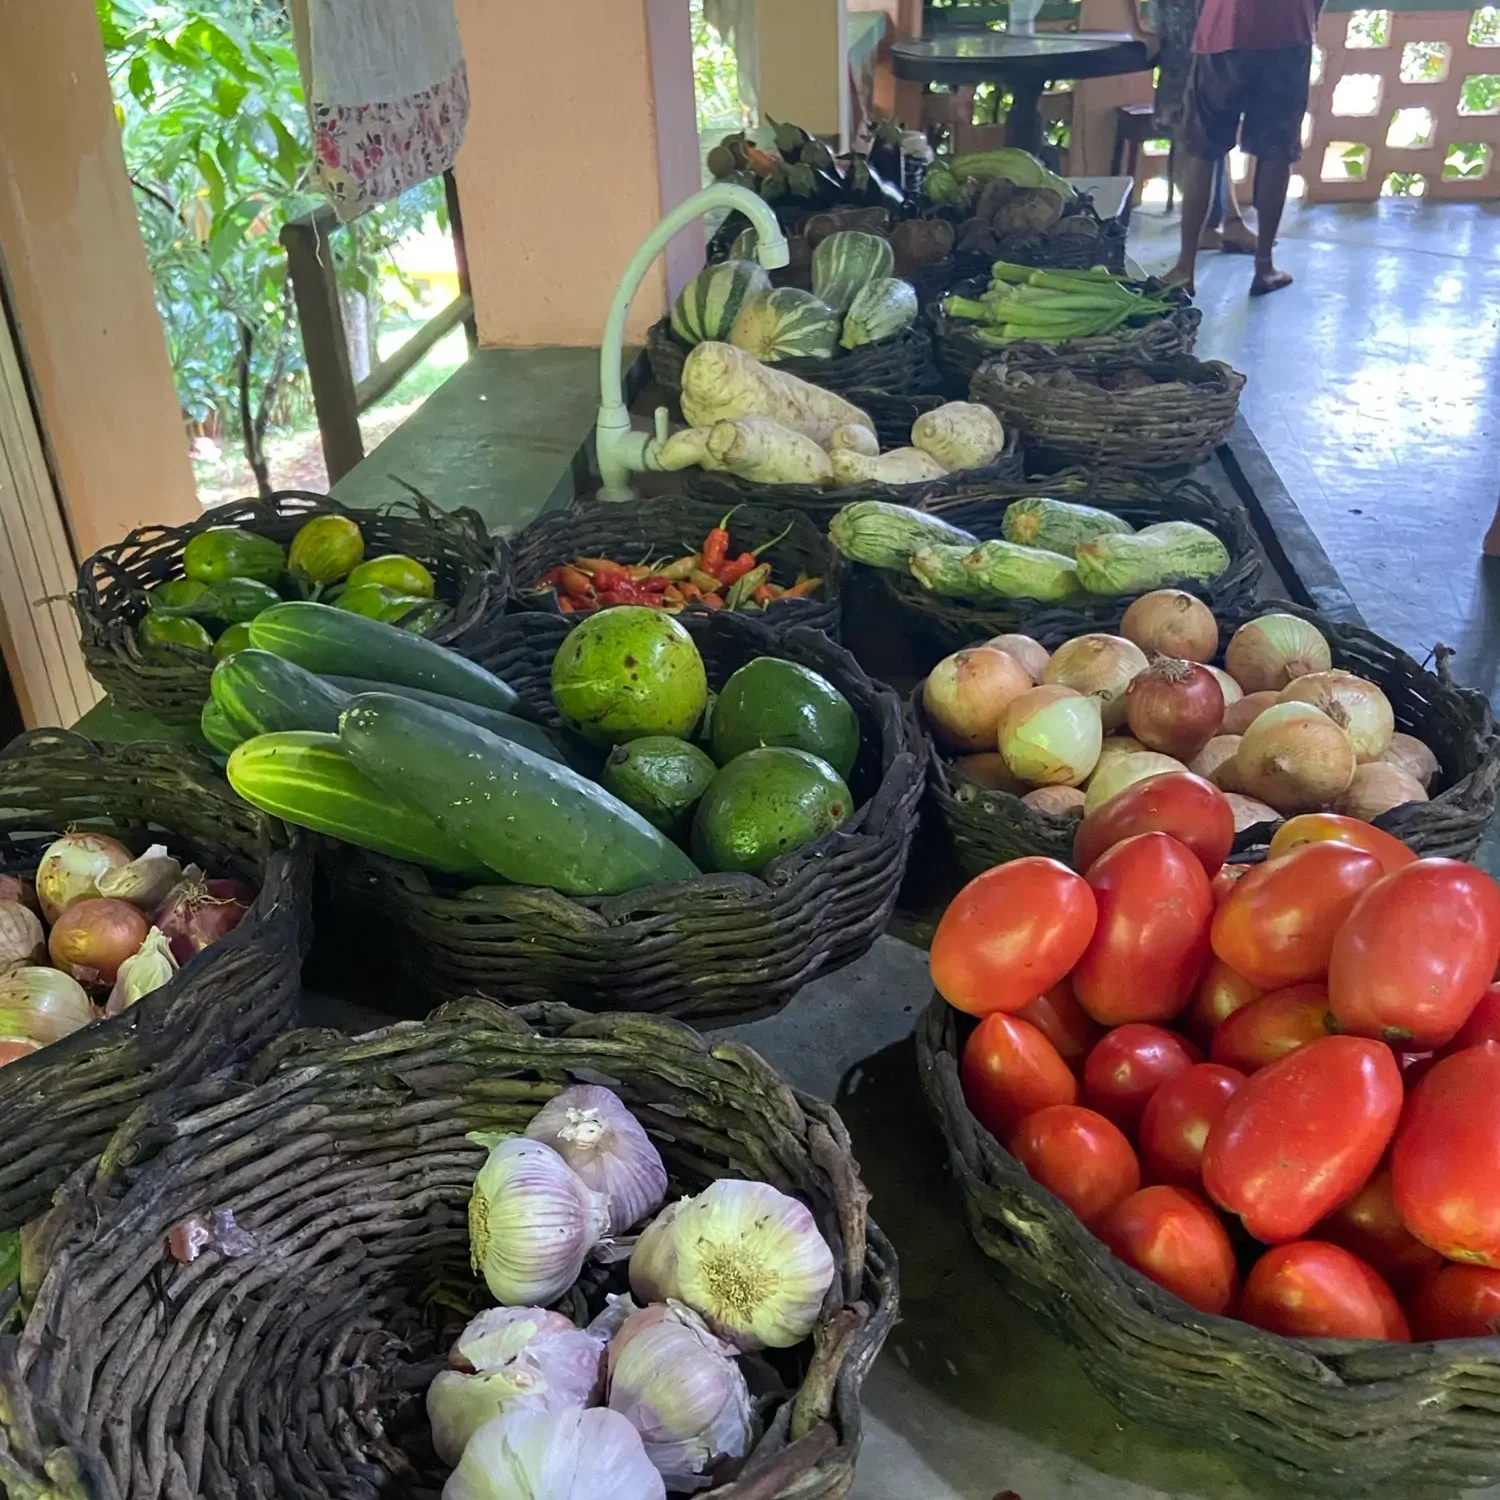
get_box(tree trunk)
[342,289,376,385]
[237,323,272,499]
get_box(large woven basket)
[917,993,1500,1495]
[501,495,845,638]
[0,729,309,1231]
[972,353,1245,472]
[922,600,1500,878]
[77,490,507,727]
[0,998,898,1500]
[645,318,931,400]
[929,275,1200,398]
[867,472,1262,667]
[321,612,922,1022]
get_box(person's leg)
[1249,157,1294,293]
[1199,154,1227,249]
[1219,162,1258,252]
[1170,53,1242,289]
[1170,155,1218,285]
[1485,496,1500,557]
[1239,45,1311,295]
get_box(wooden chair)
[1112,102,1176,209]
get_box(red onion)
[1124,657,1225,760]
[48,897,150,987]
[153,876,252,963]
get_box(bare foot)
[1162,261,1196,295]
[1484,507,1500,557]
[1198,226,1224,251]
[1250,265,1294,296]
[1220,219,1257,254]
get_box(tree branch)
[236,320,271,499]
[129,176,180,221]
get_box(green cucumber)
[320,676,567,765]
[200,697,246,757]
[339,693,700,896]
[249,601,518,714]
[211,649,349,737]
[227,732,491,879]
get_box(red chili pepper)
[717,552,757,587]
[702,508,739,573]
[541,565,568,590]
[557,596,576,613]
[638,575,672,594]
[698,591,724,610]
[588,561,631,592]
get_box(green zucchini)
[827,501,977,571]
[339,693,700,896]
[1001,498,1134,558]
[249,601,518,714]
[908,540,1078,601]
[1074,521,1231,596]
[211,649,349,737]
[227,732,491,879]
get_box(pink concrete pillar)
[451,0,704,347]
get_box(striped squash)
[728,288,840,362]
[840,277,918,349]
[811,230,894,315]
[670,259,771,346]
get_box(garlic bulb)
[427,1307,605,1466]
[0,901,45,970]
[469,1138,611,1306]
[96,843,184,910]
[443,1406,664,1500]
[608,1301,753,1491]
[105,926,177,1016]
[629,1181,835,1351]
[628,1201,683,1305]
[525,1086,668,1236]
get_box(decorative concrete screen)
[1305,7,1500,200]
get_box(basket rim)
[647,316,930,375]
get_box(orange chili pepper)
[781,575,822,599]
[680,582,703,602]
[559,565,593,598]
[698,592,724,610]
[751,583,780,605]
[702,508,739,572]
[557,596,576,613]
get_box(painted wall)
[757,0,849,144]
[451,0,704,347]
[0,0,199,557]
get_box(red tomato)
[1099,1185,1239,1315]
[1210,842,1385,990]
[1178,959,1264,1050]
[1083,1024,1202,1133]
[1139,1063,1244,1188]
[1440,982,1500,1056]
[1266,813,1417,876]
[1007,1105,1140,1226]
[1315,1167,1443,1290]
[1071,833,1214,1026]
[1209,983,1335,1072]
[1241,1242,1410,1341]
[1407,1264,1500,1340]
[1202,1036,1403,1244]
[1072,772,1235,878]
[1329,859,1500,1048]
[1392,1042,1500,1265]
[1211,864,1250,907]
[1016,978,1104,1069]
[931,858,1097,1018]
[961,1013,1078,1139]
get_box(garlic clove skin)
[628,1200,683,1306]
[96,844,184,910]
[105,926,178,1016]
[451,1306,581,1372]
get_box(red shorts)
[1182,46,1312,163]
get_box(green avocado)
[691,746,852,875]
[709,657,860,777]
[601,735,718,834]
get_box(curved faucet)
[595,184,789,501]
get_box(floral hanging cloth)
[292,0,469,220]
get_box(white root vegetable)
[705,418,833,486]
[681,342,874,448]
[910,402,1007,471]
[829,423,879,457]
[829,446,948,488]
[654,426,718,472]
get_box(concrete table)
[891,31,1150,156]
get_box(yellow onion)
[998,685,1102,788]
[1381,732,1439,790]
[0,876,37,911]
[1042,634,1148,729]
[952,752,1025,793]
[1336,763,1428,822]
[1225,793,1281,834]
[0,901,45,970]
[1278,670,1394,761]
[922,646,1033,752]
[1205,666,1243,709]
[445,1407,664,1500]
[629,1180,834,1351]
[1093,735,1148,772]
[1120,590,1218,662]
[1234,701,1354,814]
[1221,690,1278,736]
[1224,614,1332,694]
[0,1037,40,1068]
[1022,786,1085,817]
[1083,750,1187,816]
[0,965,93,1045]
[1189,735,1241,784]
[984,633,1050,683]
[35,833,133,923]
[48,897,149,987]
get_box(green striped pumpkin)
[729,288,840,362]
[840,277,919,349]
[670,259,771,346]
[811,231,894,316]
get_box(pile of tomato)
[932,769,1500,1343]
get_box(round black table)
[891,31,1151,156]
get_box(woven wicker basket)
[502,496,846,638]
[645,318,931,400]
[922,600,1500,878]
[972,353,1246,472]
[917,993,1500,1495]
[320,612,921,1021]
[930,275,1200,398]
[76,490,507,727]
[868,472,1262,666]
[0,998,897,1500]
[0,729,309,1231]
